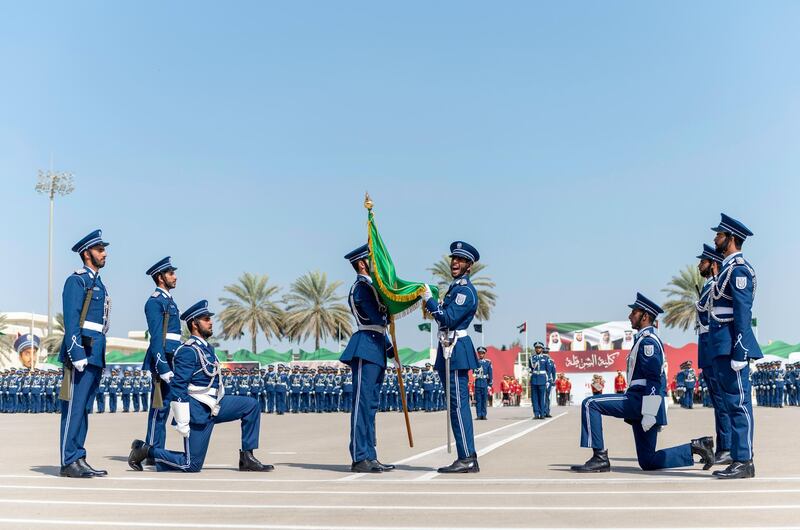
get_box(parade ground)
[0,405,798,529]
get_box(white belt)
[531,370,547,375]
[698,324,709,335]
[358,325,387,333]
[629,378,646,387]
[713,307,734,316]
[166,333,182,341]
[82,321,105,333]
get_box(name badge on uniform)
[455,293,467,306]
[644,345,654,357]
[736,276,747,290]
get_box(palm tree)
[283,271,352,351]
[429,256,497,321]
[218,273,284,354]
[661,265,703,331]
[40,313,65,354]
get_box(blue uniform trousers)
[437,368,475,460]
[349,358,384,462]
[579,394,693,470]
[702,364,732,451]
[145,380,173,451]
[266,390,275,413]
[108,392,118,413]
[474,386,488,418]
[59,366,101,466]
[151,395,260,473]
[683,384,695,409]
[713,357,755,462]
[531,384,546,418]
[122,393,131,412]
[544,384,553,416]
[95,392,105,413]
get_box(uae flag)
[517,322,527,334]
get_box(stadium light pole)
[35,169,75,338]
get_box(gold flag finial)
[364,192,374,211]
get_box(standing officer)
[108,369,120,414]
[128,300,273,473]
[683,361,697,409]
[59,229,110,478]
[543,347,556,418]
[289,366,302,413]
[529,342,548,419]
[571,293,714,473]
[95,371,108,413]
[473,347,492,420]
[340,244,395,473]
[121,370,133,412]
[275,365,288,414]
[421,241,481,473]
[264,365,276,413]
[131,370,142,412]
[708,214,763,479]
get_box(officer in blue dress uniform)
[58,229,111,478]
[694,243,733,466]
[128,300,273,473]
[473,347,492,420]
[543,347,556,418]
[264,365,276,413]
[708,214,763,479]
[529,342,549,419]
[570,293,714,473]
[339,244,396,473]
[422,241,481,473]
[139,257,182,465]
[95,371,108,413]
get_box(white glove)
[73,359,88,372]
[160,371,174,384]
[641,394,661,433]
[731,360,748,372]
[421,284,433,301]
[641,414,657,432]
[170,401,191,438]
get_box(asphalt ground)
[0,403,799,529]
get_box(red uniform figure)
[614,371,627,394]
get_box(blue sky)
[1,1,798,352]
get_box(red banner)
[483,346,521,389]
[551,343,698,374]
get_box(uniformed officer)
[543,347,556,418]
[473,347,492,420]
[529,342,548,419]
[95,371,108,413]
[683,361,697,409]
[108,369,120,413]
[422,241,481,473]
[340,244,396,473]
[708,214,763,479]
[694,243,733,466]
[264,365,276,413]
[128,300,273,473]
[570,293,714,473]
[58,229,110,478]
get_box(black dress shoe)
[60,461,94,478]
[78,458,108,476]
[374,460,395,471]
[713,460,755,479]
[545,414,552,418]
[128,439,151,472]
[570,449,611,473]
[437,454,480,474]
[351,460,382,473]
[145,457,156,467]
[714,450,733,466]
[239,450,274,472]
[691,437,715,470]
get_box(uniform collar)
[156,287,172,298]
[83,265,97,279]
[722,251,742,267]
[190,335,208,347]
[358,274,372,284]
[635,325,656,339]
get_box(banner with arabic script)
[551,343,698,374]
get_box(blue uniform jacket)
[59,266,109,367]
[426,275,479,372]
[172,336,221,425]
[623,326,668,427]
[143,288,181,376]
[696,278,714,368]
[529,353,549,385]
[708,252,763,362]
[474,358,493,389]
[340,275,394,367]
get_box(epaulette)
[734,257,745,265]
[75,268,88,275]
[458,279,468,286]
[151,291,161,298]
[641,330,651,338]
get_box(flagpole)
[481,323,485,348]
[525,322,528,357]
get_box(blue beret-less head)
[344,244,370,264]
[14,334,40,353]
[627,292,664,318]
[711,213,754,240]
[449,241,480,263]
[71,229,110,254]
[146,256,177,277]
[180,300,215,321]
[696,244,724,264]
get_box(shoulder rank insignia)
[151,291,160,298]
[74,268,88,274]
[644,345,655,357]
[641,330,651,338]
[735,256,745,265]
[458,279,468,286]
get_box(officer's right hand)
[161,371,174,384]
[731,360,748,372]
[73,359,88,372]
[641,414,656,432]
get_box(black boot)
[351,459,382,473]
[374,460,395,471]
[691,437,715,470]
[713,460,755,479]
[570,449,610,473]
[437,454,480,474]
[239,450,274,472]
[714,450,733,466]
[128,439,151,472]
[77,458,108,476]
[145,457,156,467]
[60,461,94,478]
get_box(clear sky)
[1,1,798,353]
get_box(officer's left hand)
[731,360,748,372]
[641,414,656,432]
[161,371,174,383]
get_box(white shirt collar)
[722,251,742,267]
[358,274,372,284]
[156,287,172,298]
[191,335,208,347]
[83,265,96,279]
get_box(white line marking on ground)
[2,499,799,511]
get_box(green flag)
[418,323,431,332]
[367,206,439,318]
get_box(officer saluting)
[708,213,763,479]
[59,229,111,478]
[570,293,714,473]
[128,300,273,473]
[422,241,481,473]
[340,244,396,473]
[141,257,181,466]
